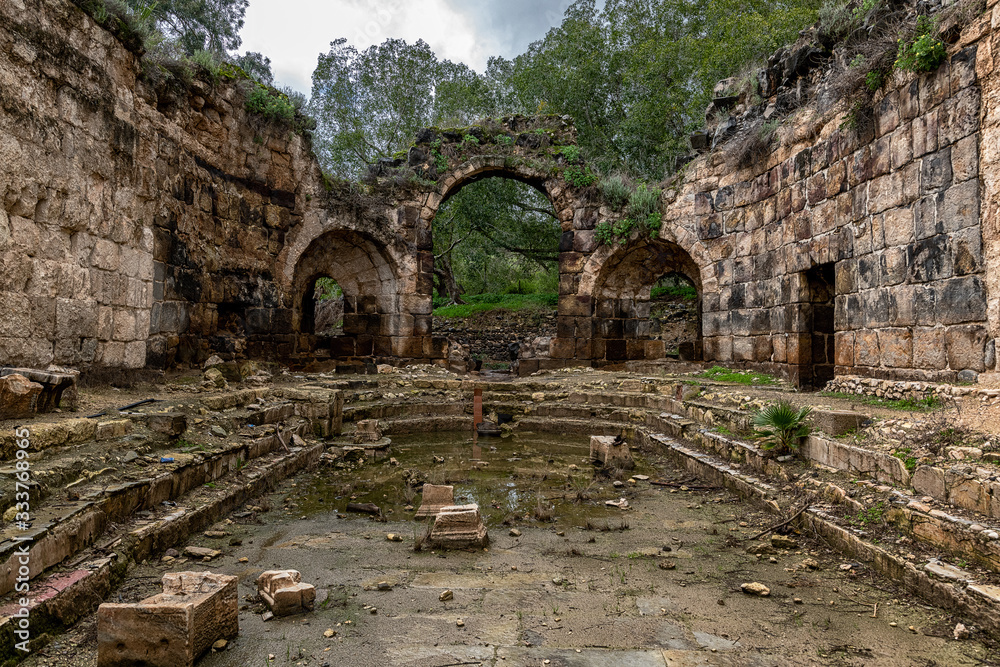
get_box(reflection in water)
[294,431,655,528]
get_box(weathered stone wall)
[4,0,999,386]
[549,11,998,385]
[0,0,330,371]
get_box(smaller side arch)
[585,237,707,363]
[291,229,404,359]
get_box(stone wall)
[552,8,999,385]
[0,0,331,371]
[3,0,999,386]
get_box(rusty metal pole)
[473,387,483,430]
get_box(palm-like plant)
[751,401,813,456]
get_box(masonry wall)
[0,0,326,371]
[554,15,999,385]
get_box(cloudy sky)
[240,0,577,96]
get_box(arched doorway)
[421,162,568,370]
[292,229,401,358]
[591,238,703,363]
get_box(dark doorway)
[805,263,836,387]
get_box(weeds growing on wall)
[594,181,663,245]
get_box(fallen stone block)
[97,571,238,667]
[1,366,77,413]
[428,504,489,549]
[809,409,867,436]
[0,373,42,420]
[590,435,635,470]
[257,570,316,616]
[184,546,221,560]
[146,412,188,437]
[415,484,455,519]
[353,419,383,443]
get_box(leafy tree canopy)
[136,0,249,55]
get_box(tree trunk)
[434,255,466,305]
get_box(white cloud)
[239,0,572,96]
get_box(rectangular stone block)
[97,572,238,667]
[428,504,489,549]
[416,484,455,519]
[257,570,316,616]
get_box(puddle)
[292,431,655,528]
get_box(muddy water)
[298,431,656,528]
[22,432,997,667]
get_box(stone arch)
[292,229,403,358]
[586,238,707,363]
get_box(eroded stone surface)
[428,504,489,549]
[97,572,238,667]
[415,483,455,519]
[257,570,316,616]
[0,373,41,420]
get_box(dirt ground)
[20,432,997,667]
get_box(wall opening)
[301,277,345,337]
[592,239,703,363]
[649,273,701,360]
[805,262,836,387]
[429,175,561,369]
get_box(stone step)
[0,440,323,659]
[0,419,312,599]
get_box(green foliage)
[751,401,813,454]
[462,133,480,145]
[139,0,248,55]
[651,283,698,300]
[594,182,663,244]
[695,366,780,385]
[189,49,221,80]
[558,145,582,163]
[314,277,343,301]
[496,134,515,146]
[895,17,946,73]
[564,164,597,187]
[864,68,886,92]
[818,0,855,39]
[245,84,295,123]
[600,174,631,210]
[433,292,558,318]
[818,392,944,411]
[233,51,274,85]
[849,501,887,528]
[433,179,561,297]
[892,448,918,473]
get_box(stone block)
[912,466,946,499]
[257,570,316,616]
[416,484,455,519]
[97,572,238,667]
[428,504,489,549]
[146,412,187,437]
[920,147,953,195]
[879,328,913,367]
[353,419,383,444]
[0,373,41,419]
[810,410,866,436]
[590,434,634,470]
[946,324,988,372]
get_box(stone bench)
[97,572,238,667]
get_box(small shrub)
[245,84,295,123]
[462,133,480,146]
[564,164,597,187]
[558,145,582,163]
[600,174,630,210]
[751,401,813,456]
[495,134,514,146]
[895,17,946,73]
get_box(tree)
[233,51,273,85]
[128,0,248,55]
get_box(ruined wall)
[0,0,328,371]
[548,9,999,385]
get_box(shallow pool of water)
[294,430,656,528]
